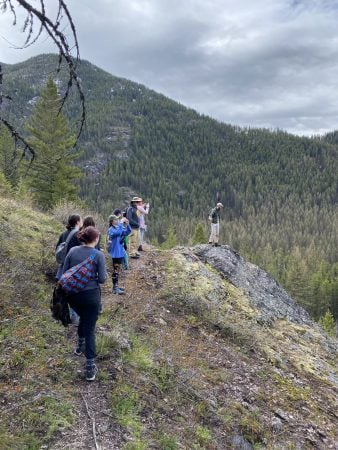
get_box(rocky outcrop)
[193,244,312,326]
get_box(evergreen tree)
[192,223,207,245]
[25,77,81,209]
[161,226,177,250]
[319,311,336,337]
[284,247,312,313]
[0,125,18,186]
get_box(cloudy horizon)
[1,0,338,136]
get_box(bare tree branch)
[0,0,85,174]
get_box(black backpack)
[50,285,72,327]
[55,229,78,264]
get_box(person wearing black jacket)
[67,216,102,251]
[55,214,82,280]
[126,196,142,259]
[208,203,224,246]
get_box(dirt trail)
[51,248,158,450]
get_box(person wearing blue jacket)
[108,215,131,294]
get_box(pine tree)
[0,125,18,186]
[192,223,207,245]
[25,77,81,209]
[285,247,312,313]
[161,226,177,250]
[319,311,336,337]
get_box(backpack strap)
[63,228,78,248]
[89,249,99,261]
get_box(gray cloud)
[1,0,338,135]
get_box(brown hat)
[131,196,142,202]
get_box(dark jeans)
[68,288,101,360]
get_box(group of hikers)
[55,196,150,381]
[54,198,223,382]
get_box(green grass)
[122,441,148,450]
[195,425,212,446]
[123,335,153,371]
[0,197,77,448]
[153,363,176,393]
[111,383,143,436]
[155,432,179,450]
[96,333,119,359]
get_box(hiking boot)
[74,339,85,356]
[113,287,125,295]
[214,243,220,247]
[86,364,98,381]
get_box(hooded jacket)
[108,223,131,258]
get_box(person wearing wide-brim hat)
[126,196,143,258]
[208,202,224,246]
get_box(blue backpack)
[59,250,98,294]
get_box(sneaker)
[130,255,140,259]
[74,340,85,356]
[86,364,98,381]
[111,285,124,293]
[113,287,125,295]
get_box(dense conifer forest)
[0,54,337,322]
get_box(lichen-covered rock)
[164,246,337,386]
[193,244,312,326]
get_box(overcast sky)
[1,0,338,136]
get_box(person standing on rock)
[208,202,224,246]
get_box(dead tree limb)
[0,0,85,171]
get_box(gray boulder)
[193,244,312,326]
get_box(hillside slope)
[0,194,336,449]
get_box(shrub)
[319,310,336,337]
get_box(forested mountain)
[1,54,337,321]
